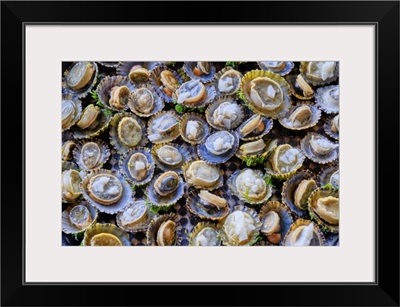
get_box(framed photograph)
[1,1,398,306]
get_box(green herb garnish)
[175,104,187,114]
[150,204,173,214]
[250,234,264,245]
[241,155,266,167]
[226,61,236,68]
[73,232,84,241]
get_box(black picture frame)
[1,1,399,306]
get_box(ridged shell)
[62,201,98,234]
[145,172,184,208]
[72,139,111,170]
[182,160,224,191]
[300,132,338,164]
[218,205,262,246]
[323,115,339,140]
[240,70,292,119]
[147,111,181,144]
[213,66,243,96]
[282,219,326,246]
[235,114,273,141]
[257,61,294,76]
[117,62,162,80]
[183,61,216,83]
[179,113,210,145]
[278,102,321,130]
[197,131,239,164]
[259,201,294,245]
[149,65,184,103]
[299,61,339,86]
[62,93,82,132]
[264,144,305,180]
[97,62,120,68]
[97,75,136,111]
[62,161,79,172]
[146,213,183,246]
[109,112,148,154]
[205,96,245,131]
[80,169,134,214]
[317,164,339,188]
[186,190,230,221]
[70,108,112,140]
[285,74,315,100]
[83,223,131,246]
[62,61,98,99]
[314,85,339,114]
[308,186,339,233]
[173,81,217,108]
[119,147,155,186]
[116,199,156,233]
[62,169,83,203]
[151,143,192,174]
[128,83,165,117]
[227,168,272,205]
[188,222,222,246]
[235,138,278,166]
[281,170,317,218]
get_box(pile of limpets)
[62,61,339,246]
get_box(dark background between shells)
[62,61,339,246]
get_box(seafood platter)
[62,61,339,246]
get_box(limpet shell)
[308,186,339,233]
[240,70,292,119]
[183,61,216,83]
[285,74,315,100]
[83,223,131,246]
[62,93,82,132]
[72,139,110,170]
[282,170,317,218]
[145,171,185,208]
[227,168,272,205]
[71,108,112,140]
[98,62,120,68]
[188,222,222,246]
[62,201,98,234]
[62,61,98,99]
[257,61,294,76]
[282,219,326,246]
[324,115,339,140]
[179,112,210,145]
[119,147,155,186]
[205,96,245,131]
[146,213,183,246]
[218,205,262,246]
[278,102,321,131]
[127,83,165,117]
[149,65,184,103]
[116,199,156,233]
[151,143,192,174]
[173,80,217,109]
[299,61,339,86]
[259,201,293,245]
[109,112,148,154]
[186,189,230,221]
[97,75,136,111]
[213,66,243,96]
[62,169,83,203]
[235,138,278,166]
[300,132,338,164]
[80,169,134,214]
[198,131,239,164]
[182,160,224,191]
[147,111,181,144]
[235,114,273,141]
[314,85,339,114]
[117,61,162,82]
[317,163,339,188]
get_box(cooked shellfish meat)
[154,171,180,196]
[132,88,154,114]
[66,62,95,90]
[315,196,339,224]
[186,120,203,140]
[160,70,180,94]
[288,105,312,127]
[62,141,76,161]
[294,179,317,210]
[330,170,339,187]
[176,80,206,104]
[239,139,266,155]
[198,190,227,209]
[76,104,101,130]
[90,233,122,246]
[196,62,210,74]
[296,74,314,97]
[195,227,220,246]
[118,117,142,147]
[250,77,283,110]
[212,102,239,129]
[239,115,265,136]
[331,115,339,133]
[62,170,82,202]
[156,220,176,246]
[271,144,302,174]
[307,61,336,81]
[205,131,234,155]
[62,100,77,128]
[262,211,281,235]
[185,161,220,188]
[218,70,241,94]
[88,174,123,205]
[291,223,315,246]
[309,135,338,156]
[148,113,179,142]
[235,169,267,201]
[69,205,92,230]
[128,153,151,181]
[261,61,285,70]
[119,202,147,227]
[129,65,149,83]
[223,211,256,245]
[156,145,182,166]
[109,85,130,110]
[81,142,101,169]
